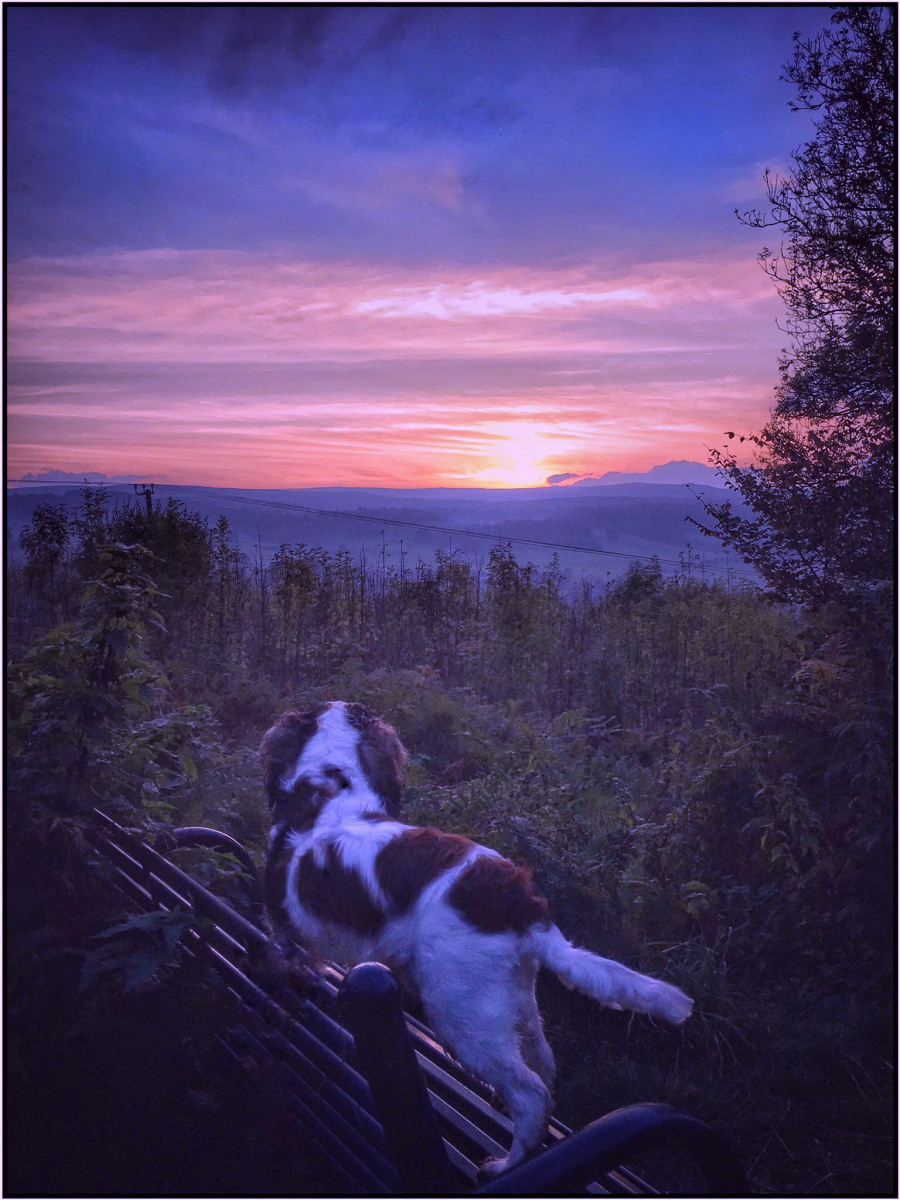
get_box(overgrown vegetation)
[7,483,893,1195]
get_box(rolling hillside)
[6,471,755,587]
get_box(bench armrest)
[474,1102,748,1196]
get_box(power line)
[5,477,758,577]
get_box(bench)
[93,811,748,1196]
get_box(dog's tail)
[528,924,693,1024]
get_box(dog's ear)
[344,703,410,816]
[260,708,326,804]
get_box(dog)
[261,701,692,1176]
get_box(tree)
[72,483,110,579]
[104,495,215,652]
[8,543,167,815]
[696,7,894,605]
[19,501,72,617]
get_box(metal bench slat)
[610,1165,660,1195]
[596,1170,645,1195]
[97,820,268,950]
[263,1007,372,1109]
[295,994,356,1057]
[213,1030,370,1193]
[104,835,362,1081]
[102,838,255,957]
[266,1058,398,1186]
[414,1051,513,1131]
[236,1003,386,1146]
[225,1022,398,1194]
[264,1045,400,1183]
[442,1138,486,1184]
[108,864,155,907]
[427,1090,510,1159]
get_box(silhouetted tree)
[697,7,895,605]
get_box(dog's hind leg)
[472,1051,552,1177]
[417,963,552,1176]
[519,993,556,1093]
[514,960,556,1092]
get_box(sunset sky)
[7,4,830,489]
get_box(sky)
[7,3,832,489]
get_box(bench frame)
[93,811,748,1196]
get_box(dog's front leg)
[260,932,320,994]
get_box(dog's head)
[260,701,409,827]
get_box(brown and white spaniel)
[261,701,692,1176]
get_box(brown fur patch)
[296,843,386,936]
[376,827,474,914]
[272,779,330,830]
[344,703,409,815]
[448,855,551,935]
[260,707,327,808]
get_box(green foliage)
[79,907,197,994]
[9,543,187,820]
[759,6,894,426]
[325,661,512,778]
[698,420,893,605]
[71,482,111,578]
[6,539,248,983]
[611,557,665,606]
[162,845,261,917]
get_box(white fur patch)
[336,816,407,905]
[280,702,384,817]
[280,702,359,791]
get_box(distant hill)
[6,473,755,588]
[568,460,724,488]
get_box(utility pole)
[133,483,154,519]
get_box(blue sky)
[7,4,833,487]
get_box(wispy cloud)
[354,284,649,319]
[280,153,469,214]
[7,248,776,360]
[7,6,831,489]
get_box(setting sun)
[464,425,558,488]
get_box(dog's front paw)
[477,1155,511,1180]
[258,939,318,998]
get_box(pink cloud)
[7,248,778,362]
[7,248,780,487]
